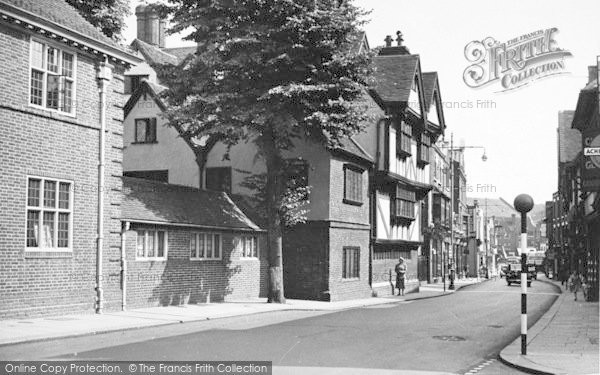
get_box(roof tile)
[122,177,261,231]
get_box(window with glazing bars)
[397,122,412,155]
[190,232,221,260]
[394,186,416,219]
[26,177,72,249]
[419,133,430,163]
[30,40,75,113]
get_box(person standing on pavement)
[559,267,566,287]
[395,257,407,296]
[568,272,582,301]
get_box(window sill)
[135,257,167,262]
[25,249,73,258]
[190,258,222,261]
[131,141,158,145]
[343,199,363,207]
[341,277,360,282]
[29,103,76,119]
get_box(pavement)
[499,275,600,375]
[0,277,481,347]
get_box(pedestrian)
[581,274,589,301]
[559,267,568,289]
[567,272,582,301]
[395,257,407,296]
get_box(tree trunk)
[264,129,286,303]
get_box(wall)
[207,137,333,221]
[0,24,125,318]
[125,225,267,308]
[282,222,329,300]
[372,249,419,296]
[327,223,372,301]
[123,95,200,188]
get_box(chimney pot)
[384,35,393,47]
[396,31,403,46]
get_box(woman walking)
[568,272,582,301]
[395,257,407,296]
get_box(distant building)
[570,65,599,301]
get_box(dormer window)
[30,40,76,114]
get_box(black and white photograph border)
[0,0,598,374]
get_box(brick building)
[121,177,266,308]
[0,0,141,318]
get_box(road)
[0,278,558,374]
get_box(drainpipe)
[96,58,112,314]
[121,221,130,311]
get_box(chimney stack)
[588,65,598,84]
[378,30,411,56]
[136,4,166,48]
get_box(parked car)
[506,263,532,287]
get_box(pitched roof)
[131,39,179,65]
[121,177,261,231]
[124,79,167,118]
[422,72,438,109]
[557,110,581,163]
[334,137,374,164]
[131,39,196,66]
[163,46,197,62]
[469,197,519,218]
[372,54,419,103]
[0,0,133,56]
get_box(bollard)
[514,194,534,356]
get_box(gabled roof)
[121,177,262,231]
[163,46,197,62]
[131,39,196,66]
[131,39,179,65]
[467,197,518,218]
[0,0,139,64]
[372,54,420,104]
[124,79,167,118]
[422,72,438,109]
[557,110,581,163]
[332,137,374,165]
[422,71,446,132]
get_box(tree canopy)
[158,0,375,302]
[66,0,131,41]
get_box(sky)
[122,0,600,205]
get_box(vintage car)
[506,263,532,287]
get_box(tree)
[66,0,131,41]
[160,0,374,303]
